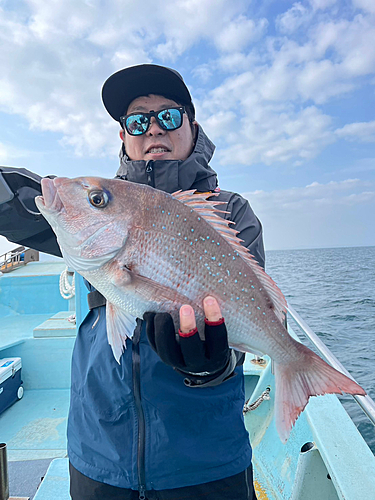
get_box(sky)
[0,0,374,254]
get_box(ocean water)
[265,245,375,455]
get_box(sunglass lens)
[126,114,149,135]
[157,108,182,130]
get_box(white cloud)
[241,179,375,250]
[276,3,311,34]
[353,0,375,14]
[308,0,337,10]
[214,16,268,52]
[0,142,29,164]
[335,121,375,143]
[0,0,374,172]
[243,179,374,215]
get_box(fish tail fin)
[274,343,366,443]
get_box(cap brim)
[102,64,194,122]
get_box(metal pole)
[287,305,375,427]
[0,442,9,500]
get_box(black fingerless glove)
[144,312,232,386]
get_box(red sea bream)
[35,176,366,442]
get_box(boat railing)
[287,304,375,428]
[0,246,39,273]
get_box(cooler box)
[0,357,23,416]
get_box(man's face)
[120,94,196,161]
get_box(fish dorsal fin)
[172,190,287,322]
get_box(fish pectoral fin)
[106,302,137,364]
[112,263,189,305]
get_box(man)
[0,64,263,499]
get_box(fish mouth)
[35,177,66,214]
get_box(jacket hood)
[115,125,218,193]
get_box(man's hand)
[144,297,231,385]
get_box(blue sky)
[0,0,374,254]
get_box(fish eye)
[88,190,109,208]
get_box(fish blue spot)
[171,221,174,225]
[217,242,220,245]
[257,306,261,310]
[168,212,171,215]
[244,274,247,278]
[212,240,215,243]
[234,279,238,283]
[178,232,181,236]
[245,304,248,307]
[222,254,225,258]
[218,263,222,266]
[162,226,166,230]
[197,217,201,221]
[184,237,188,240]
[249,311,252,315]
[190,242,193,246]
[218,279,223,283]
[191,228,194,232]
[184,218,187,222]
[176,214,179,218]
[172,237,175,241]
[236,297,240,300]
[251,298,255,301]
[239,272,242,275]
[231,298,234,301]
[207,236,210,239]
[204,250,208,254]
[211,256,216,261]
[162,210,165,213]
[199,256,203,260]
[200,237,205,241]
[227,270,230,276]
[251,285,255,289]
[233,256,236,260]
[263,312,266,315]
[152,223,155,227]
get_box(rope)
[243,387,271,414]
[59,267,75,300]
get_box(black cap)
[102,64,195,123]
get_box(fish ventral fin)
[171,189,287,322]
[106,302,137,364]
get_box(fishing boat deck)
[1,388,69,462]
[0,261,75,498]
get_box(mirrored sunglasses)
[120,107,186,136]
